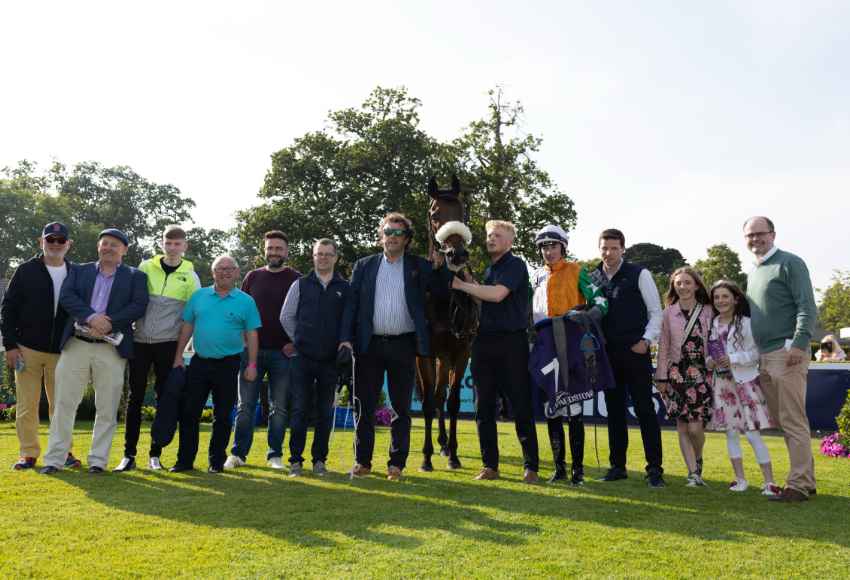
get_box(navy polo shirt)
[478,251,530,334]
[182,286,262,358]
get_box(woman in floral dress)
[707,280,780,495]
[655,267,714,486]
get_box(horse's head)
[428,175,472,272]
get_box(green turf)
[1,419,848,578]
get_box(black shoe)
[599,467,628,482]
[207,465,223,474]
[39,465,60,475]
[646,470,666,488]
[548,469,568,484]
[571,467,585,486]
[169,463,194,473]
[88,466,105,474]
[113,457,136,473]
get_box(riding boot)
[568,416,585,485]
[547,417,567,482]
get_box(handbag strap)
[680,303,704,351]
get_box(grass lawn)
[1,419,849,578]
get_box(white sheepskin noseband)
[435,221,472,245]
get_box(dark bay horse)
[417,176,478,471]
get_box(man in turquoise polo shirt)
[170,255,261,473]
[744,216,817,502]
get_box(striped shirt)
[372,255,415,336]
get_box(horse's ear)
[428,177,439,198]
[451,174,460,195]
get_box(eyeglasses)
[313,252,336,258]
[214,266,237,273]
[383,227,408,238]
[745,231,773,240]
[44,236,68,244]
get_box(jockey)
[531,224,608,485]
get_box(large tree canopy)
[0,160,222,279]
[236,86,576,275]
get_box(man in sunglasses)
[2,222,83,470]
[340,213,445,481]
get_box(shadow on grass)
[52,465,540,549]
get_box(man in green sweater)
[744,216,817,503]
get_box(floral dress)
[662,312,713,425]
[709,321,774,433]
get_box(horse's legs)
[416,358,436,472]
[445,352,467,469]
[435,356,450,456]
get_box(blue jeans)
[288,355,338,465]
[230,348,292,460]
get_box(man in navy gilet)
[590,228,665,487]
[280,238,350,476]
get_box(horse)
[416,175,479,471]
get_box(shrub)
[200,408,213,423]
[141,406,157,422]
[836,390,850,447]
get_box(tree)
[237,86,575,276]
[818,271,850,335]
[623,243,686,276]
[236,87,446,275]
[1,160,197,268]
[452,87,577,267]
[693,244,747,289]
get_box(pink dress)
[709,321,774,433]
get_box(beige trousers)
[759,350,816,493]
[13,346,60,458]
[42,337,126,469]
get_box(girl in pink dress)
[707,280,780,495]
[656,267,714,486]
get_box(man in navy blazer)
[340,212,446,481]
[40,228,149,474]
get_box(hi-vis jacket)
[134,256,200,343]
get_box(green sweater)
[746,248,817,353]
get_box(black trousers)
[603,346,663,473]
[289,355,337,465]
[471,331,539,472]
[177,354,240,469]
[354,334,416,470]
[125,341,176,458]
[547,416,584,470]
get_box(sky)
[2,0,848,294]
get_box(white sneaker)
[686,473,706,487]
[223,455,246,469]
[267,457,284,470]
[761,482,782,496]
[148,457,163,471]
[729,479,748,492]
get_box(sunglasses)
[383,227,408,238]
[45,236,68,244]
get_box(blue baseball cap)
[42,222,70,239]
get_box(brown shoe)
[523,469,540,484]
[474,467,500,480]
[387,466,402,481]
[349,463,371,478]
[768,487,808,503]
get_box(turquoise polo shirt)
[182,286,262,358]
